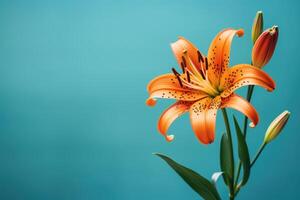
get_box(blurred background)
[0,0,299,199]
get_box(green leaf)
[233,116,251,185]
[154,153,221,200]
[220,133,234,186]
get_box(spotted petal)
[207,29,244,87]
[220,64,276,98]
[221,94,259,127]
[190,96,221,144]
[146,74,208,106]
[158,101,193,141]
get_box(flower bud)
[252,26,279,68]
[264,111,290,144]
[252,11,264,43]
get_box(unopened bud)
[252,26,279,68]
[252,11,264,43]
[264,111,290,144]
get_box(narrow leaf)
[233,116,251,185]
[154,153,221,200]
[220,133,234,185]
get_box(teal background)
[0,0,298,199]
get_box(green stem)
[234,183,241,197]
[243,85,254,138]
[234,85,255,188]
[221,108,235,200]
[250,142,267,167]
[234,142,267,197]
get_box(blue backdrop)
[0,0,299,199]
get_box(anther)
[197,51,204,63]
[172,67,180,76]
[180,62,186,73]
[172,68,183,87]
[181,56,187,67]
[205,57,208,70]
[175,75,183,87]
[186,71,191,82]
[200,70,206,80]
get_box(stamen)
[197,51,204,63]
[205,57,208,70]
[180,62,186,73]
[181,56,187,67]
[186,71,191,82]
[175,75,183,87]
[172,67,180,76]
[182,60,186,68]
[172,68,183,87]
[200,70,206,80]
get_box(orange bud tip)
[236,29,244,37]
[146,98,156,106]
[165,135,174,142]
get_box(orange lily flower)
[146,29,276,144]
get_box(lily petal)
[221,94,259,127]
[146,74,208,106]
[147,73,185,93]
[158,101,193,141]
[171,37,205,75]
[146,89,208,106]
[207,29,244,87]
[220,64,276,97]
[190,96,221,144]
